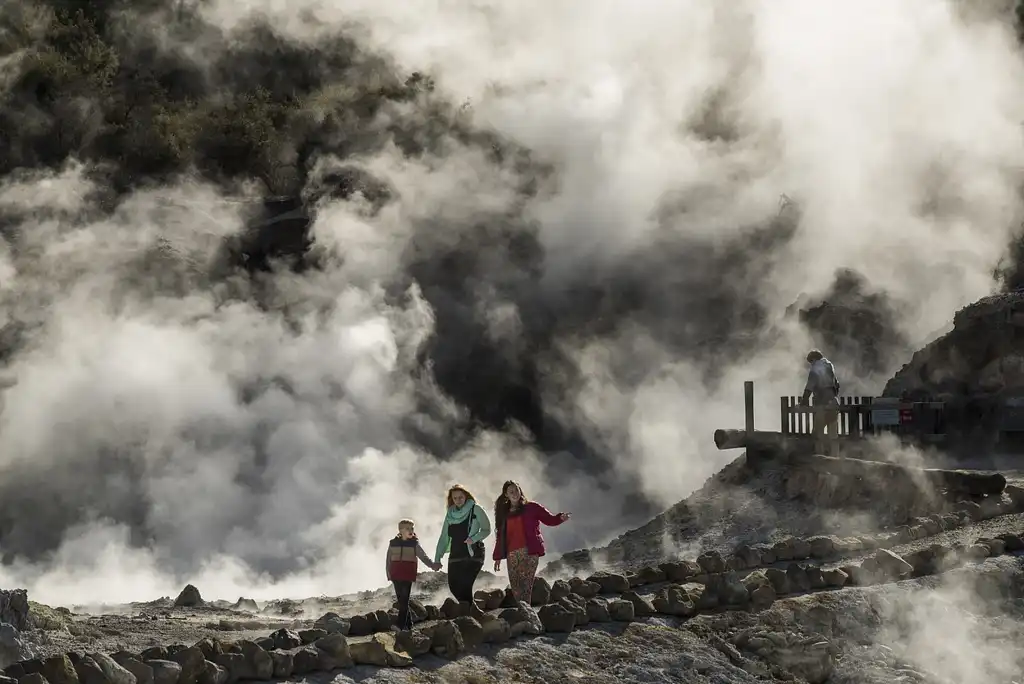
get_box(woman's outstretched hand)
[559,512,571,521]
[493,560,501,572]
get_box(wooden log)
[714,429,808,451]
[789,453,1006,497]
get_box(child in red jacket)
[386,519,441,631]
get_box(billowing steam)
[0,0,1023,609]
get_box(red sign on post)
[899,407,913,423]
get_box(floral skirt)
[507,546,539,604]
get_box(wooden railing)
[779,395,875,436]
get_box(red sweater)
[493,501,565,561]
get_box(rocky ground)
[4,448,1024,684]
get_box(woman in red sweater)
[492,480,571,604]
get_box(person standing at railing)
[800,349,840,455]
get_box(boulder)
[696,551,727,574]
[420,621,464,660]
[298,629,327,645]
[549,580,572,602]
[474,589,505,611]
[173,586,203,608]
[40,656,77,684]
[348,634,412,668]
[620,591,655,617]
[270,629,301,650]
[634,566,667,585]
[479,616,512,643]
[874,550,915,580]
[764,568,790,595]
[497,605,543,637]
[138,650,167,664]
[607,599,635,622]
[19,675,47,684]
[72,657,109,684]
[659,561,694,583]
[537,604,575,633]
[806,536,838,559]
[0,626,32,670]
[267,651,292,679]
[286,649,318,676]
[141,661,178,684]
[652,585,695,617]
[86,655,134,684]
[196,662,226,684]
[821,568,849,588]
[168,646,206,684]
[585,572,630,594]
[453,616,485,649]
[585,599,610,622]
[192,640,220,662]
[568,578,601,598]
[313,634,352,670]
[312,613,349,636]
[108,656,150,684]
[732,545,762,569]
[346,614,373,637]
[394,629,432,657]
[786,564,811,593]
[530,577,551,606]
[0,593,28,633]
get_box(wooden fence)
[779,395,875,436]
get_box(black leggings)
[447,559,483,602]
[392,581,413,630]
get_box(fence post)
[780,396,789,434]
[744,381,755,435]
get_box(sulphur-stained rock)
[549,580,572,602]
[652,584,695,617]
[142,661,179,684]
[394,629,432,657]
[586,571,631,594]
[267,651,292,680]
[313,634,353,670]
[349,634,412,668]
[537,604,576,633]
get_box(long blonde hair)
[446,483,476,509]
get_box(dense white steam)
[0,0,1022,619]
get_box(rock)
[634,566,667,585]
[192,640,221,662]
[774,641,834,684]
[497,605,544,637]
[439,598,463,621]
[585,599,611,622]
[312,613,349,636]
[139,649,167,664]
[585,571,631,594]
[568,577,602,598]
[40,656,77,684]
[141,661,179,684]
[659,561,693,583]
[349,634,412,667]
[19,675,47,684]
[697,551,727,574]
[604,598,633,621]
[821,568,849,587]
[0,593,28,632]
[421,620,464,660]
[792,539,812,559]
[108,657,150,684]
[195,662,226,684]
[537,604,575,633]
[558,596,588,626]
[423,604,440,621]
[981,538,1006,556]
[453,616,484,649]
[173,585,203,608]
[298,629,327,645]
[313,634,353,670]
[479,616,512,643]
[764,567,790,595]
[474,589,505,611]
[652,585,695,617]
[0,625,32,669]
[997,532,1024,551]
[530,577,551,606]
[253,637,274,652]
[87,655,134,684]
[1006,484,1024,510]
[286,649,318,676]
[806,536,838,559]
[549,580,572,602]
[497,590,518,609]
[772,538,797,561]
[620,591,655,617]
[966,543,991,560]
[729,545,758,569]
[168,646,206,684]
[269,629,300,650]
[785,564,811,593]
[394,629,432,657]
[372,609,392,632]
[231,598,258,613]
[73,657,109,684]
[267,651,292,680]
[957,501,982,521]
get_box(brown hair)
[493,480,528,533]
[446,484,476,509]
[806,349,823,363]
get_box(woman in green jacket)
[434,483,492,602]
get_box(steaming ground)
[3,0,1024,617]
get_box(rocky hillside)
[0,447,1022,683]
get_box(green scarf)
[433,500,492,564]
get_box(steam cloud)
[0,0,1023,612]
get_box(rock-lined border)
[5,528,1022,683]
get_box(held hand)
[493,560,501,572]
[559,512,571,521]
